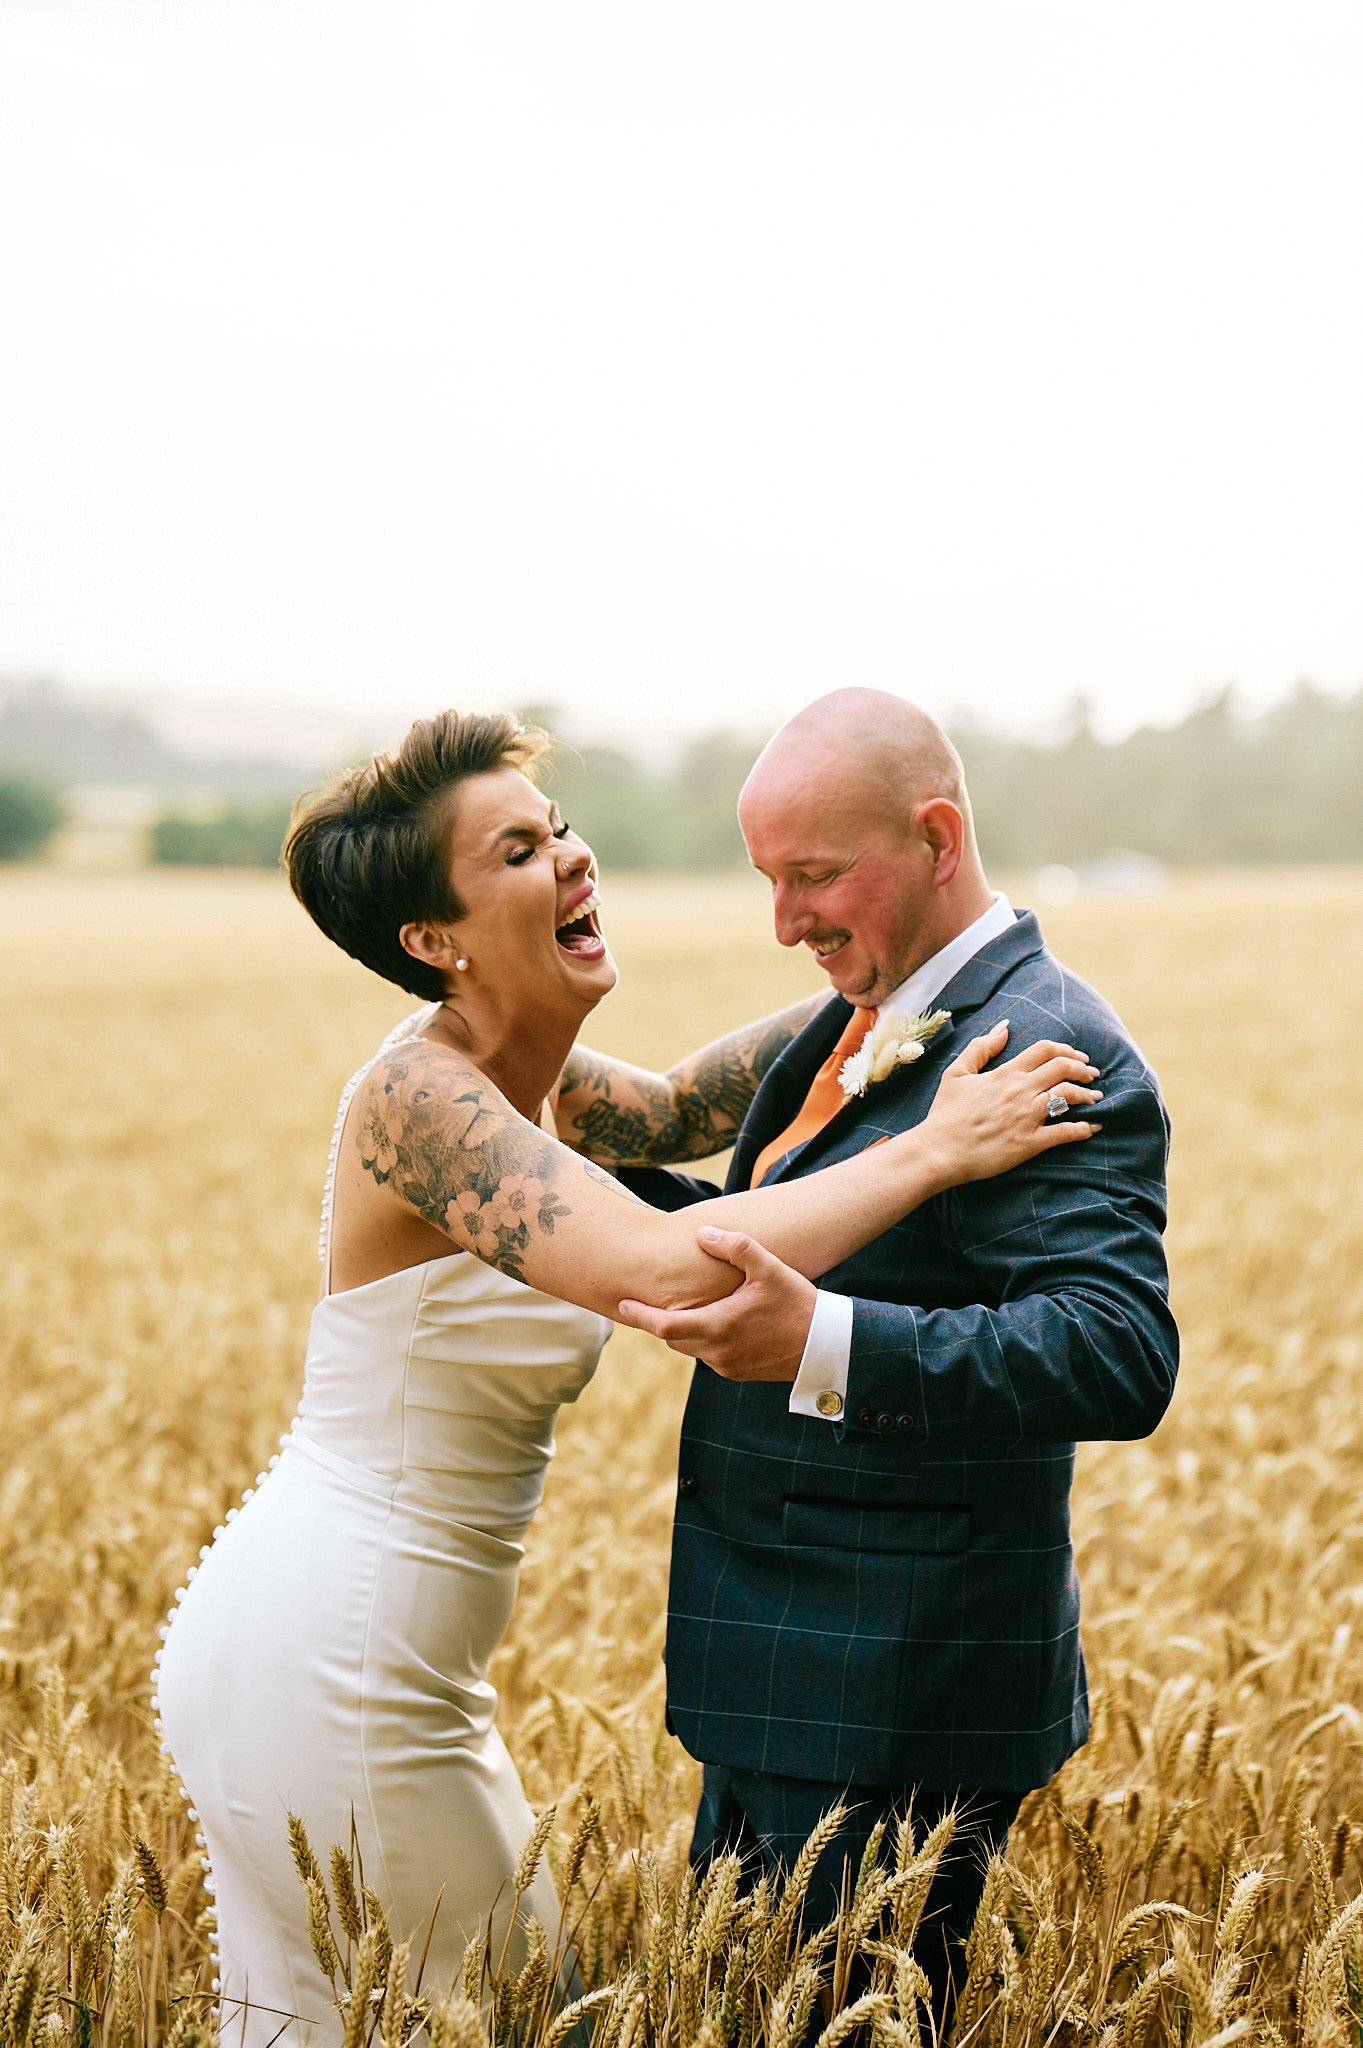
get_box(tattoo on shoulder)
[561,992,829,1164]
[355,1045,573,1284]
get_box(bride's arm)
[354,1026,1100,1320]
[554,993,829,1165]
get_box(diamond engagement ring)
[1045,1091,1068,1120]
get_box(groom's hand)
[617,1227,814,1380]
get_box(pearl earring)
[454,956,469,972]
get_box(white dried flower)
[838,1043,874,1096]
[839,1008,952,1100]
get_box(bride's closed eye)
[507,820,570,866]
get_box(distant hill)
[4,676,1361,868]
[0,680,325,800]
[530,682,1363,870]
[955,683,1363,866]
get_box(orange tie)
[749,1006,878,1188]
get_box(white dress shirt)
[788,892,1017,1421]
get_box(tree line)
[956,683,1363,866]
[1,680,1360,867]
[486,683,1363,870]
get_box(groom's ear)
[400,920,461,973]
[912,798,966,887]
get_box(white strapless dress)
[154,1014,610,2044]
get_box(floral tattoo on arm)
[559,993,828,1165]
[355,1045,634,1282]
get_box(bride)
[154,709,1100,2043]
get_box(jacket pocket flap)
[782,1496,970,1555]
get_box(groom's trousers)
[691,1764,1022,2033]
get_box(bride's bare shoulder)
[355,1036,512,1172]
[348,1032,642,1282]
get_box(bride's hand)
[917,1021,1102,1187]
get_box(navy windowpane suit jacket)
[623,910,1178,1794]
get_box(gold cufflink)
[815,1390,844,1418]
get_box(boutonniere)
[838,1008,952,1100]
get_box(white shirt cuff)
[789,1289,854,1420]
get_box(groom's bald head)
[744,688,971,827]
[738,690,991,1004]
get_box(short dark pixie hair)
[284,709,550,1000]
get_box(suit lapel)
[928,907,1046,1023]
[726,994,851,1193]
[748,911,1049,1185]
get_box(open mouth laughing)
[555,884,607,960]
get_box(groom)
[618,690,1178,2020]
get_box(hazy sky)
[2,1,1361,751]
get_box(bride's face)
[439,766,617,1014]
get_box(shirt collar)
[880,892,1016,1017]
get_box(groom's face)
[739,765,937,1006]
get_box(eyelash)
[508,821,571,866]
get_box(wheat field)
[3,865,1363,2047]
